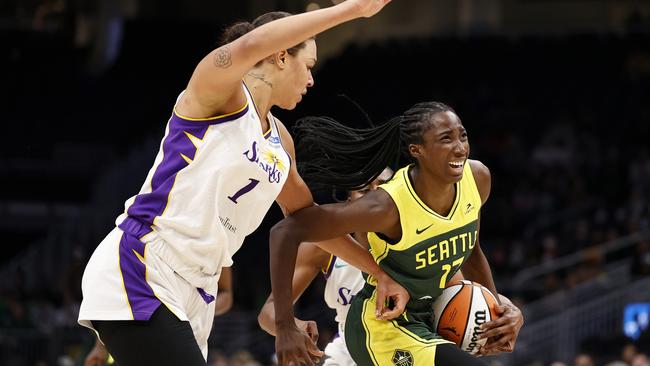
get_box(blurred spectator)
[574,353,596,366]
[622,343,640,365]
[0,291,33,329]
[632,353,650,366]
[32,0,67,32]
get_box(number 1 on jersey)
[228,178,260,204]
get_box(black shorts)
[93,305,206,366]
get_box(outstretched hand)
[347,0,393,18]
[477,297,524,356]
[276,323,324,366]
[374,272,409,320]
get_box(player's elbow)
[257,305,275,335]
[270,218,302,249]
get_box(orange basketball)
[432,280,500,355]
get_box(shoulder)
[468,159,491,204]
[361,188,399,220]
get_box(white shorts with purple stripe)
[78,226,217,359]
[323,334,356,366]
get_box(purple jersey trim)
[126,116,210,225]
[127,105,250,225]
[197,288,215,304]
[118,232,161,320]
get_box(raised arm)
[177,0,393,119]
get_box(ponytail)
[294,116,403,191]
[295,101,454,192]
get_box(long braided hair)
[295,101,455,191]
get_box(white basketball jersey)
[323,256,365,335]
[116,83,291,290]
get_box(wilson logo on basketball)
[466,310,487,353]
[432,280,500,355]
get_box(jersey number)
[439,257,464,288]
[228,179,260,204]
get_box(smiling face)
[273,39,316,110]
[408,110,469,184]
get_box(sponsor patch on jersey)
[268,135,281,145]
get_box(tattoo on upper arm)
[214,46,232,68]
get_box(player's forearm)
[463,246,500,303]
[242,2,360,62]
[313,236,383,278]
[269,223,302,327]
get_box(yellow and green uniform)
[345,163,482,366]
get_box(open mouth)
[449,160,465,169]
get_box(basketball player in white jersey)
[259,169,524,365]
[78,2,409,366]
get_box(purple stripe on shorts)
[127,118,210,224]
[119,232,161,320]
[197,288,215,304]
[118,216,153,239]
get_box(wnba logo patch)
[392,349,413,366]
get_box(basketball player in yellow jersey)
[269,102,522,365]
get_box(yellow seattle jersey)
[367,162,482,311]
[344,162,483,366]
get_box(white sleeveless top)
[116,83,291,290]
[323,256,366,336]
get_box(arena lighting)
[624,303,650,340]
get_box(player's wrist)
[275,317,298,330]
[333,0,364,20]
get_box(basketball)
[432,280,500,355]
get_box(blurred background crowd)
[1,0,649,365]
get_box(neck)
[410,165,456,216]
[243,72,274,119]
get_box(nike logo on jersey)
[334,262,348,269]
[415,223,434,235]
[465,203,474,214]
